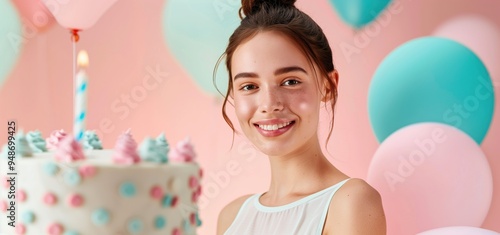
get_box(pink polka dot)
[16,223,26,234]
[0,200,7,212]
[189,213,196,225]
[17,190,26,202]
[67,193,84,207]
[199,169,203,177]
[196,185,202,196]
[171,195,178,207]
[47,223,63,235]
[192,191,197,203]
[150,185,163,199]
[79,165,97,178]
[188,176,198,189]
[2,176,9,189]
[44,192,57,205]
[172,228,181,235]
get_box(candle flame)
[77,50,89,67]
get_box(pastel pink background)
[0,0,499,234]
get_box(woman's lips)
[254,121,295,137]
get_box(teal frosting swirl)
[26,130,47,153]
[16,131,33,157]
[2,131,33,158]
[139,137,167,164]
[83,130,103,150]
[156,133,170,156]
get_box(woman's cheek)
[294,94,317,113]
[235,97,255,125]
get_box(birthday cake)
[0,130,202,235]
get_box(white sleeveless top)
[224,178,350,235]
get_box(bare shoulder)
[324,178,386,235]
[217,194,254,235]
[336,178,381,201]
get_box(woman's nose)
[259,86,284,113]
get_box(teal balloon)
[368,37,494,144]
[162,0,240,96]
[0,1,22,89]
[329,0,392,29]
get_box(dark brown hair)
[217,0,338,145]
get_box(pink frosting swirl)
[113,130,141,165]
[54,135,85,163]
[169,137,196,162]
[46,129,67,151]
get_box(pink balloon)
[367,123,493,235]
[41,0,118,30]
[434,15,500,87]
[417,226,500,235]
[11,0,55,32]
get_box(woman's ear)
[322,70,339,102]
[332,70,339,88]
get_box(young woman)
[217,0,386,234]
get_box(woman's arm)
[324,178,386,235]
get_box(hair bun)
[241,0,296,18]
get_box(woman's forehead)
[231,31,312,73]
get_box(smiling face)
[231,31,326,157]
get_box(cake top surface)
[1,129,197,165]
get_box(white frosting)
[0,150,200,235]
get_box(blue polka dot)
[154,216,166,229]
[91,208,110,226]
[161,194,173,207]
[21,211,35,224]
[128,218,143,234]
[43,162,59,176]
[183,219,191,232]
[196,213,202,227]
[119,182,136,198]
[64,169,81,186]
[63,231,79,235]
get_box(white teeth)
[258,121,292,131]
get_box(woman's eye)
[282,79,301,86]
[240,84,257,91]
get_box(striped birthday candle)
[74,50,88,141]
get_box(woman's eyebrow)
[233,72,258,80]
[234,66,307,80]
[274,66,307,76]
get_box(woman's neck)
[263,141,343,205]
